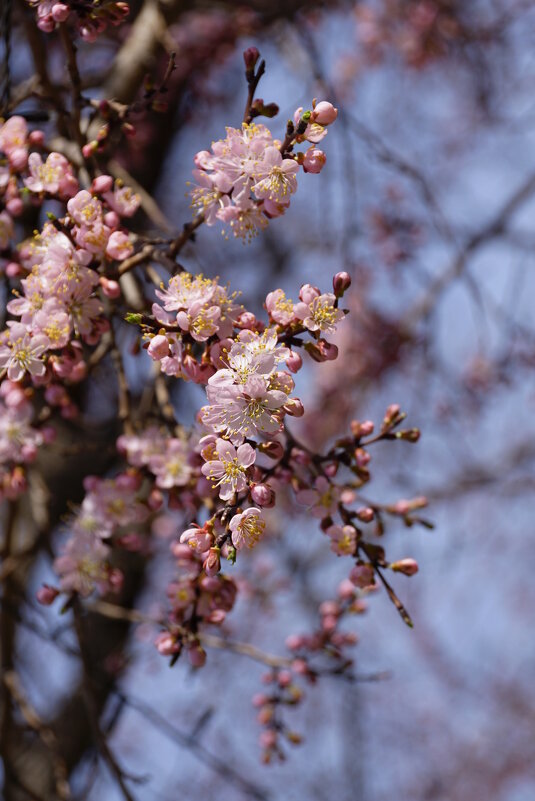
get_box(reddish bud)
[390,558,419,576]
[333,271,351,296]
[356,506,374,522]
[251,482,276,507]
[243,46,260,74]
[36,584,59,605]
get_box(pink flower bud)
[349,564,375,589]
[99,276,121,299]
[390,558,419,576]
[338,578,356,599]
[302,147,326,174]
[351,419,374,438]
[278,670,292,687]
[333,271,351,296]
[291,658,308,676]
[91,174,114,194]
[36,584,59,605]
[285,350,303,373]
[356,506,374,522]
[284,398,304,417]
[317,339,338,361]
[82,141,98,159]
[299,283,320,304]
[28,130,45,146]
[236,311,257,329]
[188,645,207,668]
[384,404,401,424]
[354,447,370,467]
[147,335,169,360]
[243,46,260,73]
[251,483,276,508]
[6,198,23,217]
[155,632,180,656]
[9,149,27,172]
[311,101,338,125]
[51,3,70,22]
[5,262,21,278]
[104,211,120,229]
[252,693,269,708]
[319,600,340,617]
[258,440,284,460]
[203,547,221,576]
[322,614,338,632]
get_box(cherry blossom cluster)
[0,35,427,764]
[0,380,53,501]
[44,472,151,600]
[0,142,140,386]
[190,97,338,241]
[27,0,129,41]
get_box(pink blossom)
[102,184,141,217]
[176,300,221,342]
[106,230,133,260]
[148,438,192,488]
[179,525,213,554]
[54,531,110,597]
[252,148,299,203]
[296,476,340,519]
[24,152,78,197]
[201,438,256,500]
[326,524,357,556]
[229,507,265,550]
[265,288,295,325]
[349,564,375,589]
[294,292,345,334]
[0,324,49,381]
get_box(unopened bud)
[390,558,419,576]
[284,398,304,417]
[243,46,260,75]
[251,98,279,118]
[350,419,374,438]
[317,339,338,361]
[354,448,370,467]
[91,174,114,194]
[99,276,121,299]
[251,483,276,507]
[258,440,284,460]
[395,428,420,442]
[285,350,303,373]
[333,271,351,296]
[311,101,338,125]
[188,645,207,668]
[36,584,59,605]
[147,334,170,360]
[356,506,374,522]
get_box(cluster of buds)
[188,88,337,240]
[27,0,129,41]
